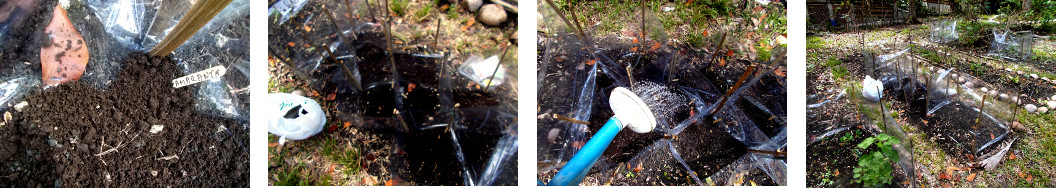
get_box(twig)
[708,65,756,117]
[485,42,511,91]
[543,0,585,40]
[268,48,311,82]
[95,133,141,157]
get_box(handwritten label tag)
[172,65,227,88]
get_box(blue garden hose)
[546,87,657,186]
[548,117,623,186]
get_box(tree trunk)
[1023,0,1032,12]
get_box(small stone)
[989,90,999,97]
[951,73,959,79]
[291,90,305,96]
[149,125,164,134]
[1000,93,1009,101]
[1048,101,1056,109]
[151,170,158,176]
[1026,104,1038,113]
[980,87,989,93]
[1051,95,1056,100]
[13,101,27,112]
[1043,77,1051,81]
[957,77,965,84]
[1011,121,1030,133]
[464,0,483,12]
[3,111,10,122]
[1040,107,1050,113]
[478,4,507,26]
[1005,68,1013,72]
[1030,74,1039,79]
[964,81,974,88]
[1012,96,1020,104]
[1017,71,1025,75]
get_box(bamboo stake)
[543,0,586,40]
[149,0,234,56]
[708,65,756,117]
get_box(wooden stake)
[708,65,756,117]
[149,0,234,56]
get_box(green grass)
[390,0,408,17]
[807,36,826,49]
[412,2,433,22]
[824,57,850,81]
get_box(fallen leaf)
[685,0,694,6]
[1010,152,1016,160]
[702,29,709,37]
[966,172,976,181]
[326,125,339,132]
[386,179,397,186]
[834,169,839,176]
[326,93,336,101]
[344,121,352,128]
[586,59,596,66]
[726,49,735,57]
[650,41,661,51]
[1027,175,1034,181]
[407,83,416,93]
[41,3,90,86]
[633,163,642,172]
[753,6,764,12]
[1019,172,1026,178]
[572,141,585,149]
[632,37,639,44]
[719,58,727,67]
[287,42,296,47]
[328,164,336,173]
[460,18,476,32]
[268,142,278,147]
[938,173,951,180]
[630,47,638,52]
[304,25,312,32]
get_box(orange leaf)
[41,3,89,86]
[460,18,476,32]
[287,42,296,47]
[344,121,352,128]
[834,169,839,176]
[726,49,735,57]
[701,29,709,37]
[407,83,416,93]
[385,179,394,186]
[311,90,320,96]
[719,58,727,67]
[1010,152,1016,160]
[632,37,639,44]
[328,164,336,173]
[630,47,638,52]
[572,141,585,149]
[938,173,951,180]
[966,173,976,181]
[268,142,279,147]
[1027,175,1034,181]
[753,6,764,12]
[326,125,339,132]
[326,93,336,101]
[304,25,312,32]
[633,163,643,172]
[685,0,694,6]
[586,59,596,66]
[650,41,661,51]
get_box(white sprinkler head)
[609,87,657,133]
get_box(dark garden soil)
[0,53,249,187]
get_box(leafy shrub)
[853,134,901,187]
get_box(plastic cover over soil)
[537,2,786,185]
[268,0,518,185]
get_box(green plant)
[853,134,901,187]
[390,0,408,17]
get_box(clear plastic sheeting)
[929,19,958,44]
[86,0,250,120]
[476,125,518,185]
[988,30,1035,61]
[0,77,39,111]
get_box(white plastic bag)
[267,93,327,145]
